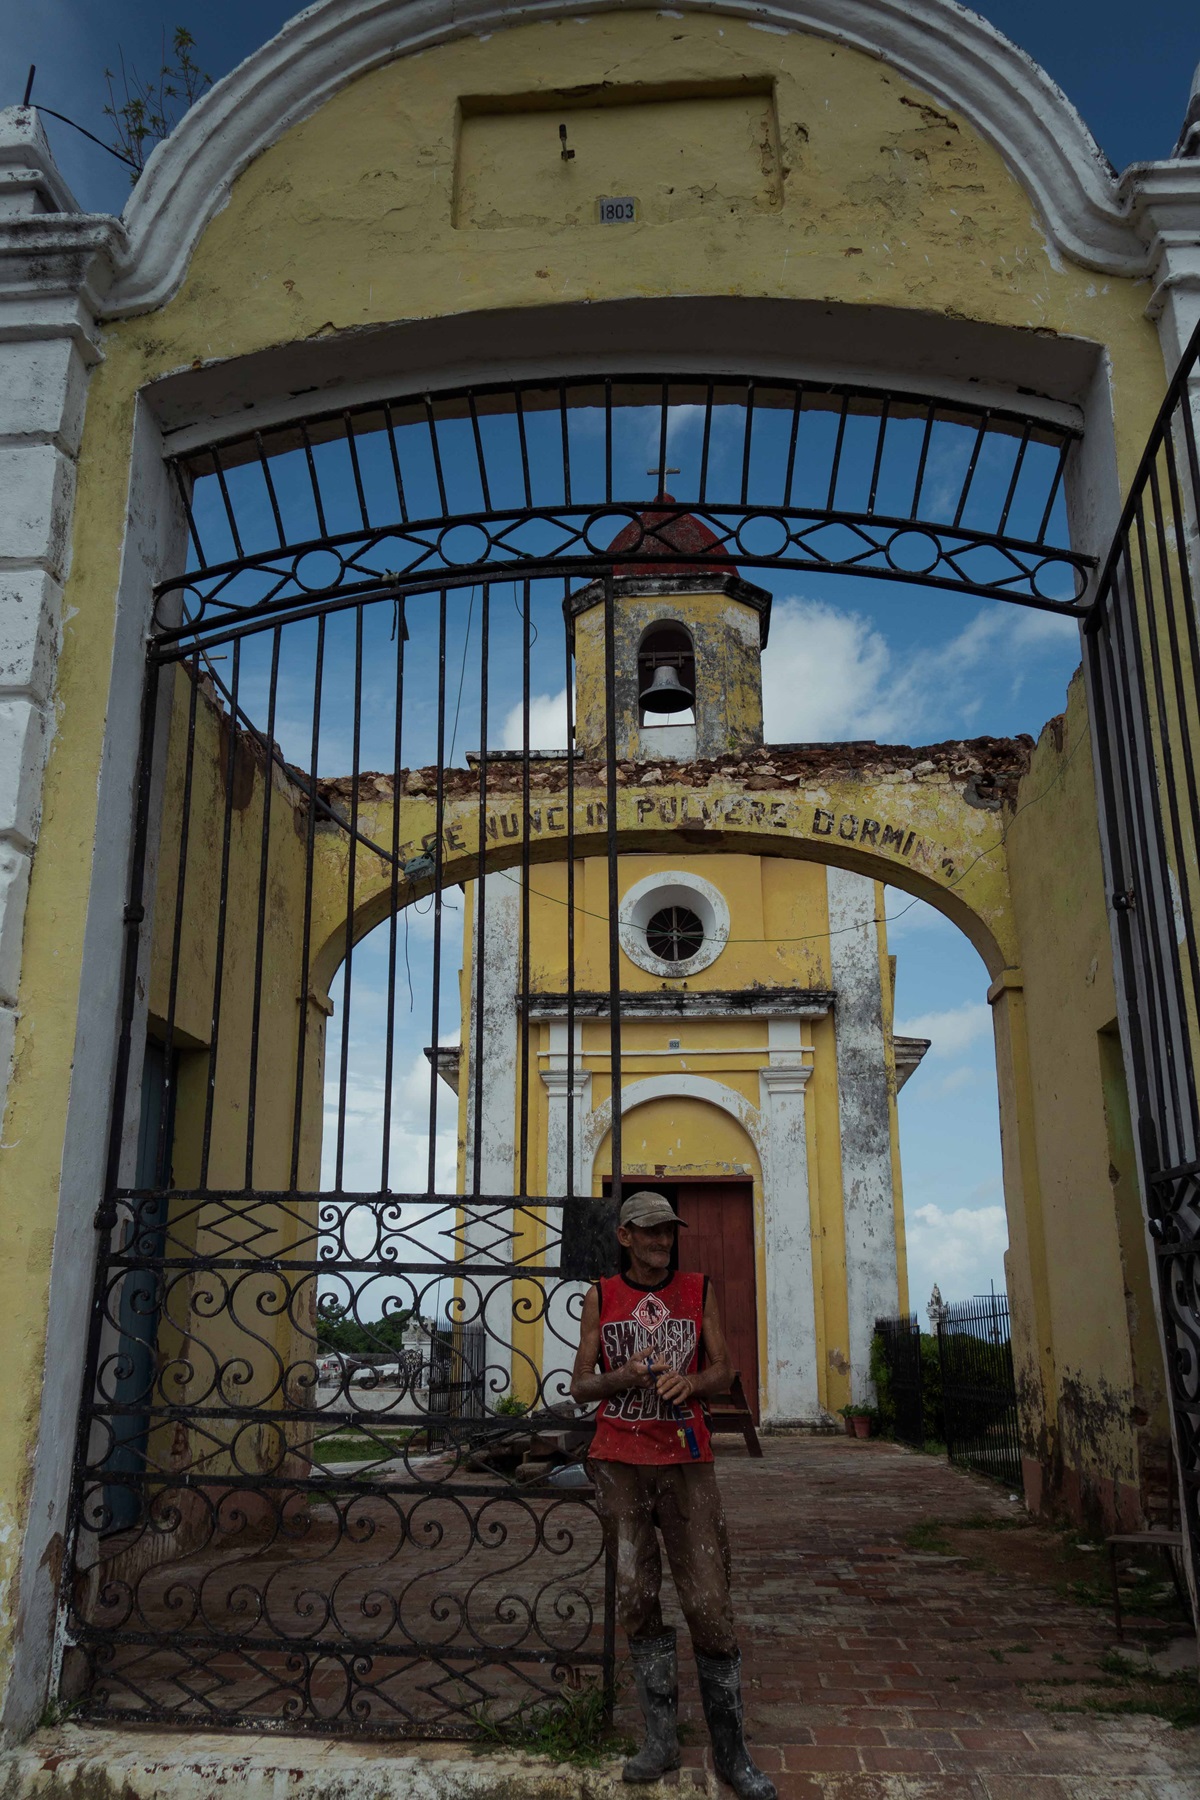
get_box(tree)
[104,27,211,180]
[315,1303,415,1357]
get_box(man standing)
[570,1191,775,1800]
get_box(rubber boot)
[695,1650,776,1800]
[622,1629,681,1782]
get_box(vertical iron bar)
[783,386,803,508]
[565,575,576,1202]
[468,393,492,512]
[210,448,244,560]
[603,378,613,506]
[334,604,366,1191]
[951,412,990,528]
[199,637,242,1188]
[656,383,669,497]
[739,381,754,508]
[383,401,410,523]
[243,625,282,1188]
[826,394,849,513]
[518,578,532,1198]
[426,590,448,1193]
[299,424,328,538]
[156,660,200,1183]
[515,388,533,509]
[173,463,206,569]
[1035,437,1071,543]
[472,584,491,1197]
[602,573,623,1208]
[560,383,573,508]
[343,411,371,530]
[910,406,936,522]
[289,616,326,1189]
[997,422,1033,535]
[381,594,406,1191]
[424,397,449,516]
[866,397,890,515]
[698,384,714,506]
[255,433,287,548]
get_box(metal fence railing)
[873,1293,1021,1490]
[872,1313,924,1447]
[936,1294,1021,1489]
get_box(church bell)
[639,662,694,714]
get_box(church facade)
[448,505,927,1422]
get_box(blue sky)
[5,1,1195,215]
[10,1,1189,1314]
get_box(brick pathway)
[643,1433,1200,1800]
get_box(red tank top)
[588,1270,713,1465]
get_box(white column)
[758,1022,819,1423]
[0,110,111,1117]
[541,1021,591,1406]
[461,876,521,1396]
[827,867,899,1403]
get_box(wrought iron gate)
[1085,318,1200,1605]
[64,373,1098,1732]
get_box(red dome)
[604,493,734,577]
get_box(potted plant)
[838,1403,877,1439]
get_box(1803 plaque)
[597,196,637,223]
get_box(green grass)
[1034,1654,1200,1732]
[904,1519,952,1554]
[314,1429,417,1465]
[471,1681,631,1766]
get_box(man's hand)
[652,1364,695,1406]
[613,1354,655,1391]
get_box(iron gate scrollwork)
[65,373,1096,1733]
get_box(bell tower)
[567,496,773,762]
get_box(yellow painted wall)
[1004,670,1162,1529]
[0,1,1179,1708]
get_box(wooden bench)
[706,1371,763,1458]
[1105,1444,1190,1639]
[1105,1529,1187,1639]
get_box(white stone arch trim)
[106,0,1158,319]
[584,1072,767,1178]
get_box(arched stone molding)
[585,1072,820,1422]
[307,759,1018,1001]
[584,1071,767,1175]
[106,0,1157,321]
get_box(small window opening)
[645,905,705,964]
[638,624,696,727]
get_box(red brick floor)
[641,1434,1200,1800]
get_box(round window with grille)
[645,905,705,964]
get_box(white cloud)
[761,595,1079,746]
[904,1201,1009,1309]
[761,599,893,741]
[895,1000,991,1058]
[500,687,570,752]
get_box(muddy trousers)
[590,1460,738,1658]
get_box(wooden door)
[675,1182,759,1421]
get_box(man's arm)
[569,1283,655,1405]
[653,1281,733,1406]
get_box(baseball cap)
[618,1191,687,1229]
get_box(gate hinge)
[123,903,145,925]
[1111,888,1136,913]
[92,1200,118,1232]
